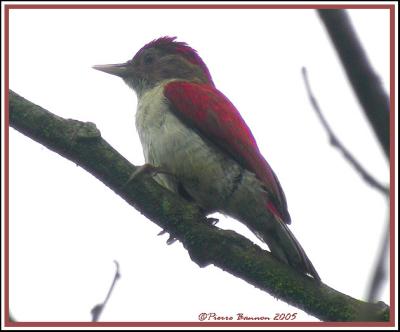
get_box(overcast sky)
[7,5,391,323]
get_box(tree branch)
[302,67,389,196]
[318,9,390,160]
[8,90,389,322]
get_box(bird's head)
[93,36,214,96]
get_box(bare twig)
[302,67,389,196]
[91,260,121,322]
[318,9,390,160]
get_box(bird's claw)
[166,235,177,245]
[122,164,172,189]
[158,229,177,245]
[207,217,219,226]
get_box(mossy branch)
[8,90,389,322]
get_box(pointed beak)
[92,62,131,77]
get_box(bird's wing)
[164,81,291,224]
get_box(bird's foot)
[122,163,173,188]
[156,216,218,246]
[206,217,219,226]
[157,229,177,245]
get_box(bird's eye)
[143,54,154,65]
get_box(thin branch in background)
[302,67,389,196]
[302,67,389,305]
[367,220,389,302]
[91,260,121,322]
[318,9,390,160]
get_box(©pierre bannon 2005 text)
[198,312,298,321]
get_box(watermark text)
[198,312,298,321]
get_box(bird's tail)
[225,170,320,281]
[260,217,321,281]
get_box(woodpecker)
[93,36,320,281]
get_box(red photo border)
[3,2,396,328]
